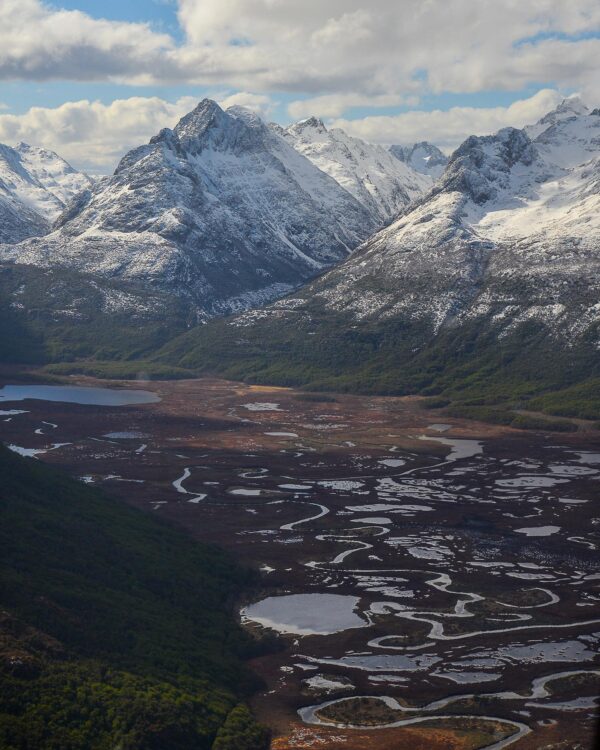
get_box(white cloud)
[329,89,566,150]
[309,10,374,48]
[0,0,175,82]
[287,94,419,121]
[0,0,599,105]
[174,0,600,96]
[1,2,597,172]
[217,92,274,118]
[0,96,198,172]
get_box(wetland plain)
[1,376,599,750]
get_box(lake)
[0,385,160,406]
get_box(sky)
[0,0,599,173]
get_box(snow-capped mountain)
[0,142,92,243]
[1,100,379,317]
[389,142,448,179]
[12,143,93,219]
[302,98,600,335]
[226,98,600,353]
[524,95,590,140]
[282,118,431,223]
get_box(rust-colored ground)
[273,723,494,749]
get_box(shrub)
[212,705,270,750]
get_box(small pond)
[242,593,367,635]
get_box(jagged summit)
[526,96,589,139]
[437,127,537,205]
[549,95,588,117]
[288,116,328,133]
[282,116,431,223]
[119,99,234,167]
[172,98,229,143]
[389,141,448,178]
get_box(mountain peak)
[282,119,432,223]
[389,141,448,178]
[3,99,376,316]
[15,142,69,165]
[451,127,534,166]
[293,116,327,133]
[226,105,264,128]
[0,140,91,242]
[533,96,589,131]
[524,95,591,142]
[172,98,227,142]
[554,95,588,116]
[190,98,223,117]
[441,127,536,204]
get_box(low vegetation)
[315,698,516,749]
[527,378,600,420]
[293,393,337,403]
[315,697,402,727]
[152,307,598,430]
[445,405,578,431]
[43,360,195,380]
[416,718,517,750]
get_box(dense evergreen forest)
[0,445,270,750]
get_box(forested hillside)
[0,445,269,750]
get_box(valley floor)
[1,375,599,750]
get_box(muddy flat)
[1,376,599,750]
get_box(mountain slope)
[389,141,448,178]
[0,143,91,243]
[158,99,600,404]
[281,118,431,223]
[0,443,268,749]
[0,262,195,367]
[1,100,378,319]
